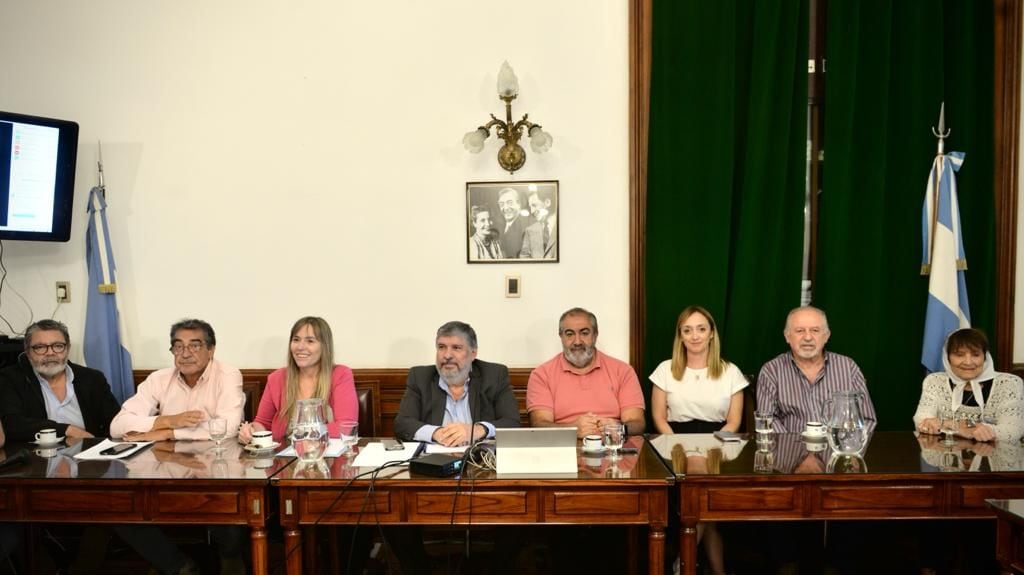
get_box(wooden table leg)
[250,526,267,575]
[681,523,698,575]
[284,528,302,575]
[648,523,666,575]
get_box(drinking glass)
[211,457,229,479]
[940,450,961,472]
[753,450,775,473]
[338,420,359,448]
[754,411,774,435]
[940,411,960,447]
[208,418,227,455]
[602,422,625,460]
[754,411,774,450]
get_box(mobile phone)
[713,431,741,442]
[618,447,639,454]
[100,443,137,456]
[382,439,405,451]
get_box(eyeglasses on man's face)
[170,341,206,355]
[29,342,68,355]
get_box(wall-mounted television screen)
[0,111,79,242]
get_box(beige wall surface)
[0,1,630,369]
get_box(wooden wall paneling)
[995,0,1022,373]
[135,367,535,440]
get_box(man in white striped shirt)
[754,306,878,572]
[756,306,877,434]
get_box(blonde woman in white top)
[650,305,748,435]
[649,305,746,575]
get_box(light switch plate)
[505,275,521,298]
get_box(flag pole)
[926,103,950,273]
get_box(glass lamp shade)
[463,128,488,153]
[529,126,552,153]
[497,61,519,98]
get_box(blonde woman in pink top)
[238,316,357,444]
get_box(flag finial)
[96,140,105,192]
[932,102,950,156]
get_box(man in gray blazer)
[394,321,520,444]
[388,322,521,574]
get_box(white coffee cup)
[252,457,274,469]
[35,447,58,458]
[805,421,825,437]
[35,429,58,444]
[804,440,827,452]
[251,431,273,449]
[582,434,603,452]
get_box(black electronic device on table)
[99,443,137,456]
[409,453,463,477]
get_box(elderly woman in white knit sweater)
[914,328,1024,442]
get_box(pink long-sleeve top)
[254,364,358,442]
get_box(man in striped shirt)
[756,306,877,434]
[755,306,878,572]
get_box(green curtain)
[644,0,808,394]
[815,0,995,430]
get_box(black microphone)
[0,449,30,471]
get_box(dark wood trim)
[995,0,1021,371]
[1012,363,1024,380]
[629,0,652,372]
[133,367,534,440]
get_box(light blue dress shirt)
[414,378,497,443]
[37,365,86,431]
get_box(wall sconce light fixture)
[463,61,553,174]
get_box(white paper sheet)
[351,442,421,467]
[74,439,153,460]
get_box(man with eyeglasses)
[109,319,245,575]
[110,318,244,441]
[0,319,121,442]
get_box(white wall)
[0,1,630,369]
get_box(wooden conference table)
[274,436,675,575]
[0,438,293,575]
[988,498,1024,573]
[649,431,1024,575]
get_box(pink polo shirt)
[527,350,645,424]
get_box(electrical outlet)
[56,281,70,303]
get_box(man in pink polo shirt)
[527,307,646,437]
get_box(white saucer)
[32,437,64,447]
[800,431,827,442]
[244,442,280,454]
[581,447,606,454]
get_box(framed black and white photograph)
[466,180,559,263]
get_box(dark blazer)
[393,359,520,441]
[0,356,122,442]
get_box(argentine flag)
[921,150,970,373]
[84,186,135,403]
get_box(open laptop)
[495,427,579,478]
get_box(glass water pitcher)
[291,398,328,462]
[823,389,869,455]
